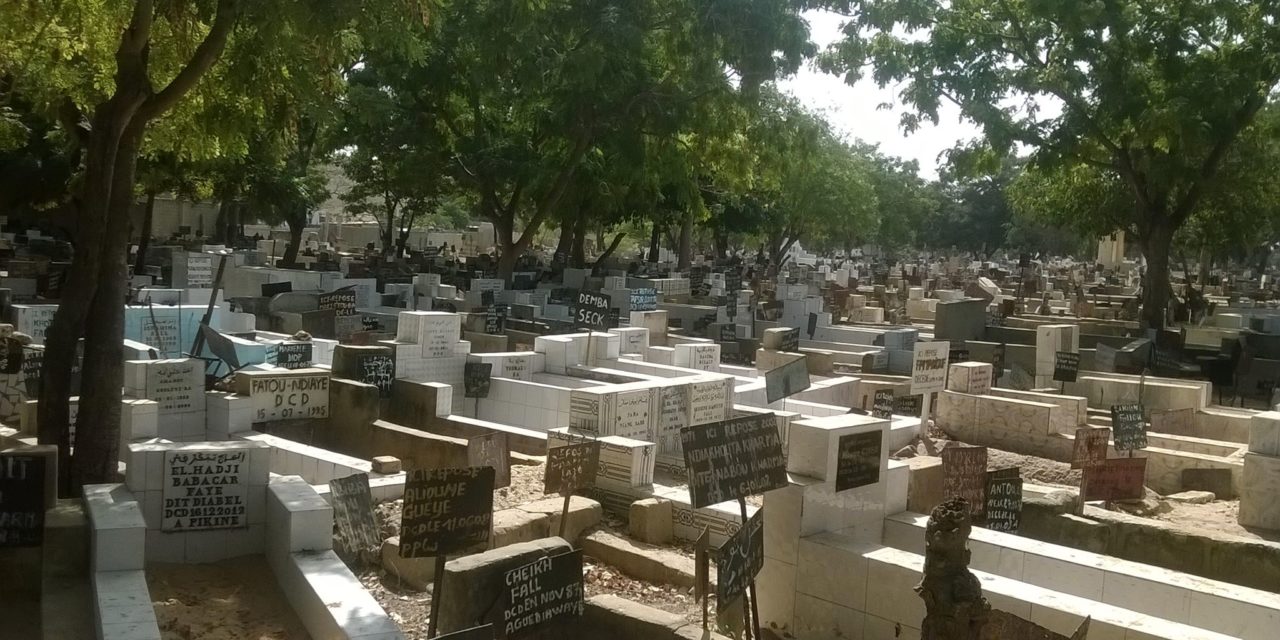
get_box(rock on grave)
[628,498,673,545]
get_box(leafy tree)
[1,0,425,487]
[821,0,1280,328]
[360,0,813,279]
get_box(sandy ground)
[928,437,1280,543]
[148,556,310,640]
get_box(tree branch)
[139,0,240,121]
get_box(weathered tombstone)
[464,362,492,399]
[500,549,585,638]
[835,430,882,492]
[679,415,787,508]
[1071,428,1111,469]
[328,473,380,564]
[916,497,990,639]
[467,433,511,489]
[983,468,1022,533]
[1083,458,1147,501]
[872,389,895,420]
[1181,468,1234,499]
[778,328,799,353]
[1110,404,1147,451]
[942,446,988,521]
[764,356,810,404]
[716,507,764,611]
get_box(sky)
[778,10,982,179]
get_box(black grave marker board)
[357,353,395,398]
[573,291,611,331]
[398,466,495,557]
[261,281,292,297]
[835,430,882,492]
[318,287,358,316]
[467,432,511,489]
[942,446,989,521]
[1071,427,1111,469]
[764,356,810,404]
[501,549,584,638]
[984,468,1022,533]
[1053,351,1080,383]
[328,473,380,562]
[716,507,764,611]
[680,415,787,508]
[779,328,800,353]
[719,324,738,343]
[871,389,894,420]
[275,342,312,369]
[1111,404,1147,451]
[543,441,600,496]
[1083,458,1147,501]
[464,362,493,399]
[0,454,45,547]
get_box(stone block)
[569,594,685,640]
[906,456,943,514]
[516,496,602,542]
[435,537,573,635]
[379,536,434,590]
[1239,453,1280,531]
[490,508,550,549]
[787,413,889,484]
[628,498,673,545]
[371,456,402,474]
[1249,411,1280,457]
[946,362,992,395]
[936,391,977,432]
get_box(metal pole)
[738,497,760,640]
[427,554,447,638]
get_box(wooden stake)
[738,497,761,640]
[428,554,447,638]
[559,491,572,540]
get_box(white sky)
[778,10,982,179]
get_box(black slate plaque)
[501,549,585,638]
[680,415,787,508]
[543,441,600,496]
[835,430,882,492]
[464,362,493,399]
[0,454,45,547]
[399,467,495,557]
[1111,404,1147,451]
[716,508,764,611]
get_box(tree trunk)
[677,208,693,270]
[647,221,661,263]
[713,227,728,261]
[570,213,586,268]
[592,232,626,276]
[212,197,229,244]
[133,189,156,276]
[38,100,130,492]
[381,203,397,257]
[395,209,418,258]
[1138,220,1175,331]
[1198,245,1210,293]
[72,125,141,486]
[282,212,304,267]
[554,221,574,258]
